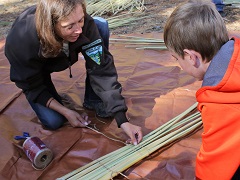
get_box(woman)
[5,0,142,145]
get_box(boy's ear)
[183,49,201,68]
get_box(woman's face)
[55,4,84,42]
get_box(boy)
[164,0,240,179]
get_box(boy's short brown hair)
[164,0,229,62]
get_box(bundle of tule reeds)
[57,102,202,180]
[86,0,145,16]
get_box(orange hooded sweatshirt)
[196,38,240,180]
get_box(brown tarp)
[0,32,239,180]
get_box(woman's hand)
[47,98,91,128]
[64,110,91,128]
[120,122,143,145]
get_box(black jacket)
[5,6,128,127]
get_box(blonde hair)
[164,0,229,62]
[35,0,86,58]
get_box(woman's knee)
[28,101,66,130]
[93,16,110,49]
[40,114,66,130]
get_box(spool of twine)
[23,136,53,170]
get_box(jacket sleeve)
[81,15,129,127]
[4,13,53,106]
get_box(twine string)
[86,125,127,145]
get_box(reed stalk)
[110,35,166,50]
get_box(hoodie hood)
[196,38,240,104]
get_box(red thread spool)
[23,136,53,169]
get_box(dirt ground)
[0,0,240,39]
